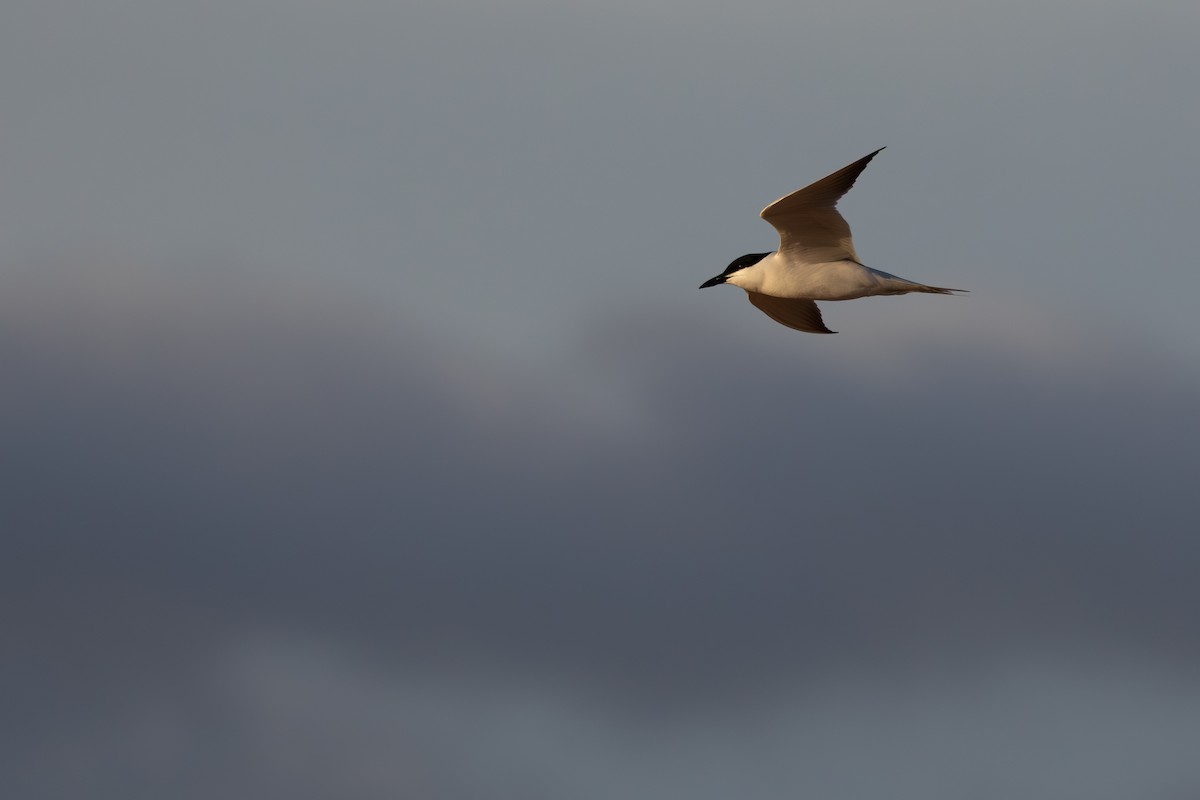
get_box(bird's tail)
[873,281,966,297]
[866,267,966,296]
[911,283,967,295]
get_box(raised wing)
[747,292,835,334]
[759,148,884,263]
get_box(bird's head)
[699,252,771,289]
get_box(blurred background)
[4,0,1200,797]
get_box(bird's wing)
[747,292,835,334]
[759,148,884,263]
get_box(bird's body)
[699,148,962,334]
[724,253,937,301]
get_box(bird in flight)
[699,148,962,334]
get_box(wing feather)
[747,292,835,334]
[759,148,884,263]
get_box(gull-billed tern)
[700,148,962,334]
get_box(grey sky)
[4,0,1200,797]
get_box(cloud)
[13,634,1200,800]
[4,257,1199,796]
[6,263,1199,657]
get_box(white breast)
[727,253,881,301]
